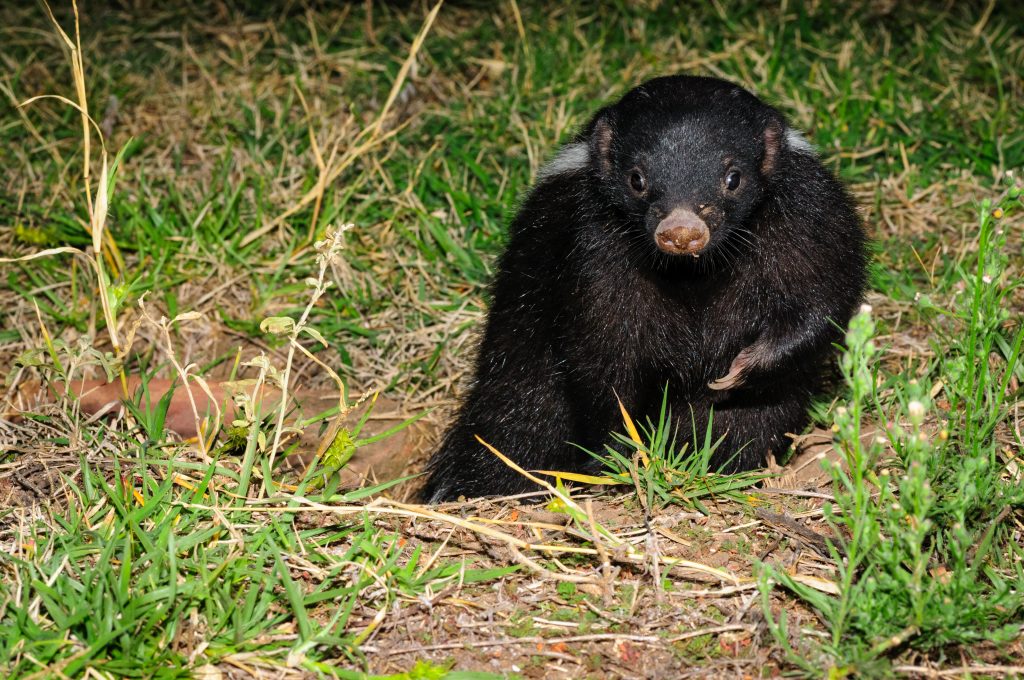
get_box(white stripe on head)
[785,128,816,155]
[537,142,590,180]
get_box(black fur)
[422,75,867,503]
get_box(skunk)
[423,75,867,502]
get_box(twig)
[894,665,1024,678]
[375,632,660,656]
[754,507,844,558]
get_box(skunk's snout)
[653,208,710,257]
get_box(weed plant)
[759,185,1024,677]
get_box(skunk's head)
[584,75,809,260]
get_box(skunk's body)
[423,76,867,503]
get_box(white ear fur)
[785,128,816,155]
[537,142,589,180]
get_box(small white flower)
[908,400,925,423]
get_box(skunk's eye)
[628,170,647,195]
[724,169,742,191]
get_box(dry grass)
[1,1,1022,678]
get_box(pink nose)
[654,208,710,256]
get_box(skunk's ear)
[760,117,784,176]
[588,109,615,177]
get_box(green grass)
[589,389,766,514]
[1,407,515,677]
[1,1,1023,677]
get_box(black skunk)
[423,75,867,503]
